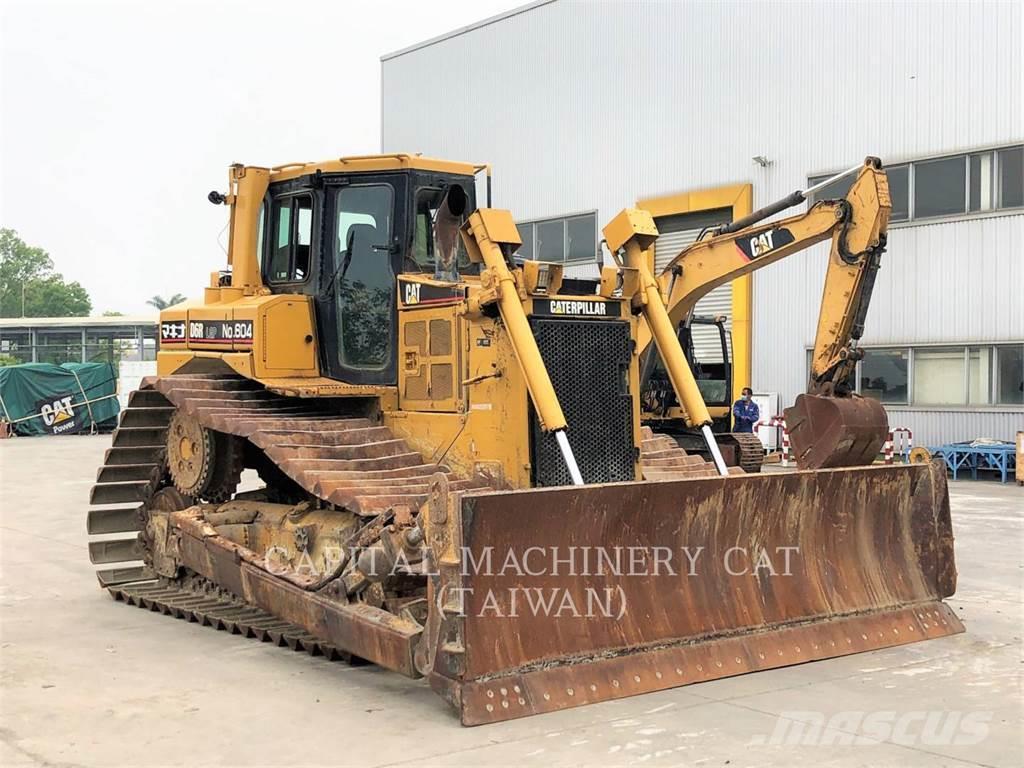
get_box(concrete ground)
[0,435,1021,768]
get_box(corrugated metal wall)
[382,0,1023,444]
[887,409,1023,451]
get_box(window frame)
[807,143,1024,228]
[514,210,599,265]
[331,181,397,373]
[267,192,315,285]
[806,341,1024,408]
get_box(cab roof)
[264,154,481,182]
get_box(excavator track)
[639,426,740,479]
[722,431,765,473]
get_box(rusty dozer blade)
[784,393,889,469]
[419,462,960,725]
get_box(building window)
[807,343,1024,406]
[913,347,966,405]
[968,346,994,405]
[515,212,598,264]
[998,344,1024,405]
[860,348,909,404]
[808,145,1023,224]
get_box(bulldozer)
[87,154,961,725]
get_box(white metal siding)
[886,409,1024,448]
[382,0,1023,443]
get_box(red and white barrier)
[883,427,914,464]
[755,416,790,467]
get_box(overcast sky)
[0,0,522,315]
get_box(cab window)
[269,194,312,282]
[407,187,471,274]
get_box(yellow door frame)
[637,183,754,406]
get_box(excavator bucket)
[784,393,889,469]
[420,461,960,725]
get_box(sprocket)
[166,410,243,502]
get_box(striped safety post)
[755,416,790,467]
[884,427,914,464]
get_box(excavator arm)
[641,158,889,387]
[625,157,892,468]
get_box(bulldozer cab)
[259,168,478,385]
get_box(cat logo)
[738,226,794,261]
[38,395,81,434]
[404,282,421,305]
[748,229,777,258]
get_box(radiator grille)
[529,317,636,486]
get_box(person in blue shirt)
[732,387,759,433]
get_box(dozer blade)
[420,462,960,725]
[784,393,889,469]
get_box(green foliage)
[0,229,92,317]
[146,293,186,310]
[101,310,125,316]
[0,353,20,367]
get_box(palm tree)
[146,293,186,310]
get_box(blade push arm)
[461,209,584,485]
[604,209,730,476]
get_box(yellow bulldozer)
[87,154,960,725]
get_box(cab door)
[317,177,402,385]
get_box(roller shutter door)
[653,207,732,361]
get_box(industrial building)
[380,0,1023,447]
[0,315,158,365]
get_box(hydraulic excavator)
[86,154,960,725]
[638,158,893,471]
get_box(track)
[86,374,487,607]
[639,427,731,479]
[86,376,726,658]
[724,431,765,473]
[107,575,350,660]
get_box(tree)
[146,294,186,310]
[0,229,92,317]
[102,310,125,316]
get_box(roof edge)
[380,0,557,62]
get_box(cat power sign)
[35,394,83,435]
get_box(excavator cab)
[641,316,765,471]
[642,314,733,416]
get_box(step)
[87,505,143,534]
[97,463,161,483]
[103,446,165,466]
[119,406,176,428]
[112,426,168,448]
[90,480,154,505]
[89,537,144,564]
[127,390,172,408]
